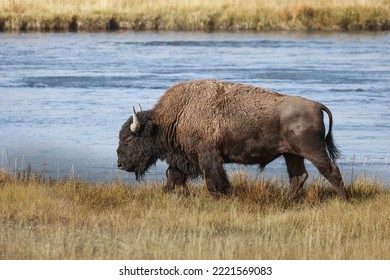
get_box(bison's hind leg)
[307,152,347,201]
[283,153,308,200]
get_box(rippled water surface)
[1,32,389,185]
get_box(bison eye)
[125,135,135,141]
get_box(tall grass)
[0,0,389,31]
[1,168,389,260]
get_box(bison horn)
[130,106,141,133]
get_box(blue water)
[1,32,389,185]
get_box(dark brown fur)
[117,80,347,200]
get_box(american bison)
[117,80,347,200]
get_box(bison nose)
[117,161,124,170]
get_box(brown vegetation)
[0,0,389,32]
[1,168,389,259]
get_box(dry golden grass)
[1,169,389,260]
[0,0,389,31]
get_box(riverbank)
[1,0,389,32]
[1,169,389,259]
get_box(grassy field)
[0,0,389,32]
[1,168,389,260]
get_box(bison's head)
[117,108,160,180]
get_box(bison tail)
[321,104,342,162]
[325,129,342,162]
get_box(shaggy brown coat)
[117,80,347,200]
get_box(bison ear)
[130,106,141,133]
[143,120,157,137]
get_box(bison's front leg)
[198,151,231,195]
[164,167,189,194]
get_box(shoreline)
[1,14,388,33]
[1,1,390,33]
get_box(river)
[0,32,389,186]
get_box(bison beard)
[117,79,348,201]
